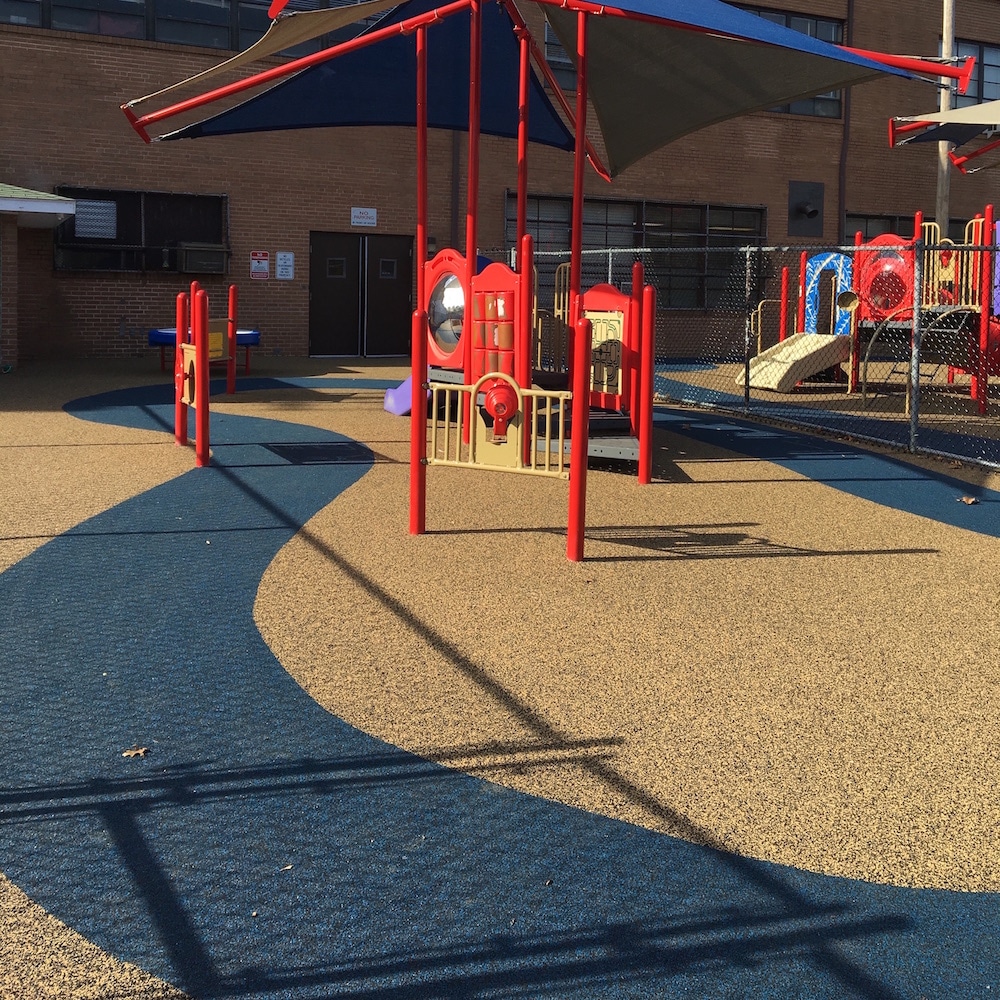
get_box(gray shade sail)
[543,0,907,176]
[895,99,1000,128]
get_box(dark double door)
[309,231,413,356]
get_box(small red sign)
[250,250,270,280]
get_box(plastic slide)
[384,374,430,415]
[736,333,851,393]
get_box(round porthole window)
[428,272,464,353]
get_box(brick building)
[2,0,999,366]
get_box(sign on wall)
[276,252,295,280]
[351,207,377,227]
[250,250,270,280]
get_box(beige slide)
[737,333,851,393]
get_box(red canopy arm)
[845,49,975,95]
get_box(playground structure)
[119,0,977,558]
[742,206,1000,415]
[410,235,657,559]
[173,281,240,467]
[150,324,260,378]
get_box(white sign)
[250,250,270,280]
[351,207,377,228]
[275,252,295,280]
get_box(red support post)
[410,309,428,535]
[778,266,789,343]
[567,315,592,561]
[975,203,994,414]
[174,292,189,447]
[850,230,863,391]
[464,0,482,384]
[629,259,644,437]
[518,233,534,466]
[796,251,807,334]
[515,28,530,252]
[227,283,238,395]
[568,10,588,328]
[461,0,482,443]
[415,26,428,314]
[194,289,210,467]
[638,284,655,485]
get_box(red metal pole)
[515,28,530,252]
[629,259,644,436]
[950,137,1000,174]
[796,251,807,334]
[174,292,188,447]
[567,315,592,561]
[189,280,200,339]
[416,26,428,315]
[975,203,994,414]
[568,10,588,327]
[227,283,238,395]
[518,233,534,466]
[410,309,428,534]
[461,0,482,443]
[841,48,975,93]
[850,231,863,391]
[464,0,482,384]
[194,288,210,468]
[517,234,534,390]
[638,284,655,485]
[778,266,789,343]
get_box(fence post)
[743,246,753,411]
[909,238,924,453]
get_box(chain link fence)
[509,242,1000,470]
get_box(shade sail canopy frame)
[121,0,972,180]
[890,99,1000,174]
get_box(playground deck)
[1,357,999,999]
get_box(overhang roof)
[0,184,76,229]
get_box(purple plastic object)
[384,374,429,416]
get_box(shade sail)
[128,0,400,110]
[542,0,908,175]
[145,0,912,176]
[901,123,988,146]
[896,99,1000,128]
[158,0,576,153]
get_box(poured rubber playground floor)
[1,357,999,999]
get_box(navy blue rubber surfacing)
[0,379,997,998]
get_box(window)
[50,0,145,37]
[17,0,380,48]
[954,40,1000,108]
[506,194,766,309]
[154,0,230,48]
[0,0,42,26]
[740,6,844,117]
[544,21,575,90]
[55,187,229,272]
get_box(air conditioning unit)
[177,242,229,274]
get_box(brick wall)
[3,2,1000,361]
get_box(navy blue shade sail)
[159,0,576,153]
